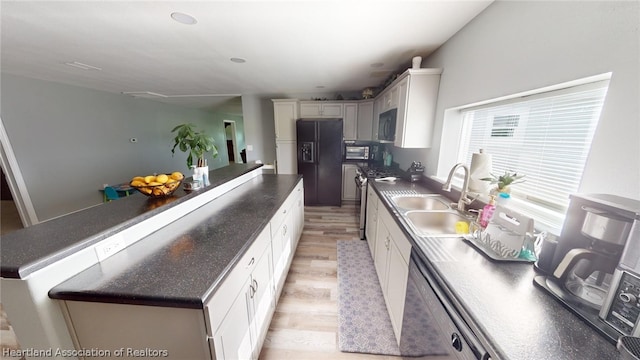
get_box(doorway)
[1,166,23,235]
[224,120,241,164]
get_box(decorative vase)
[412,56,422,69]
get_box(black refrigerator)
[297,118,343,206]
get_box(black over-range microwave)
[378,108,397,143]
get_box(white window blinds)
[459,80,609,212]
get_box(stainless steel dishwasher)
[400,249,490,360]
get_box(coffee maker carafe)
[534,193,640,343]
[551,207,632,308]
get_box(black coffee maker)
[534,193,638,342]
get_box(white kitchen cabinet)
[393,69,442,148]
[273,99,299,175]
[341,164,360,202]
[212,242,273,360]
[55,180,303,360]
[271,181,304,301]
[208,226,274,360]
[374,202,411,343]
[356,101,374,140]
[365,186,379,256]
[272,206,293,300]
[247,243,273,358]
[292,183,304,247]
[273,99,298,141]
[343,102,358,140]
[275,140,297,175]
[213,277,253,360]
[299,101,343,118]
[372,98,382,141]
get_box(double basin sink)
[389,194,473,237]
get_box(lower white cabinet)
[272,205,294,300]
[272,181,304,301]
[374,202,411,343]
[58,181,305,360]
[365,186,379,256]
[276,141,297,174]
[212,241,272,360]
[341,164,360,201]
[292,184,304,248]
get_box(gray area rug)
[336,240,449,357]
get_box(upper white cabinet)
[392,69,442,148]
[372,99,382,141]
[273,99,299,175]
[380,86,400,113]
[356,101,374,141]
[299,101,343,118]
[273,99,298,141]
[343,103,358,140]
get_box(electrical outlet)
[95,234,126,262]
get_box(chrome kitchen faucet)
[442,163,477,213]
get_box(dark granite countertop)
[370,179,618,360]
[1,163,263,279]
[49,174,302,309]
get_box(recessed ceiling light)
[370,62,385,68]
[171,12,197,25]
[64,61,102,71]
[230,58,246,63]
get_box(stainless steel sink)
[405,210,470,237]
[392,195,450,211]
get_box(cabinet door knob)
[247,257,255,268]
[253,279,258,294]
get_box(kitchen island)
[1,163,304,359]
[369,178,618,360]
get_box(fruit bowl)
[130,173,184,198]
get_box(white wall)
[393,0,639,200]
[241,94,277,165]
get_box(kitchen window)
[456,77,610,231]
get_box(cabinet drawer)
[270,183,301,239]
[205,225,271,334]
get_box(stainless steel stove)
[355,165,401,239]
[360,165,399,179]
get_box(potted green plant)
[481,170,525,194]
[171,123,218,169]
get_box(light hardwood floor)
[258,204,403,360]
